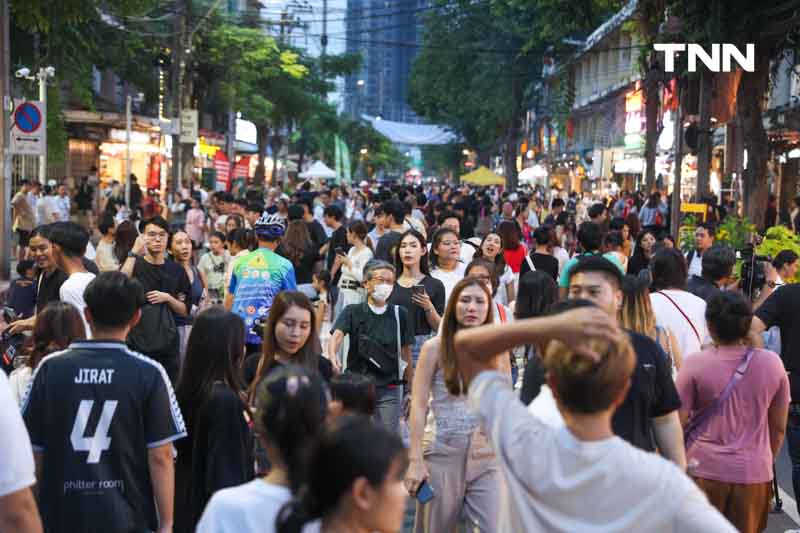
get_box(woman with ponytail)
[196,365,328,533]
[276,416,408,533]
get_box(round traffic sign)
[14,102,42,134]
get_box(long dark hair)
[496,220,522,250]
[276,416,408,533]
[282,220,312,264]
[515,270,558,320]
[26,301,85,369]
[393,229,430,276]
[631,230,656,263]
[114,220,138,264]
[175,308,247,456]
[250,291,320,400]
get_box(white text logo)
[653,43,755,73]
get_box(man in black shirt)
[300,199,327,249]
[519,226,560,281]
[752,282,800,512]
[121,216,190,381]
[544,198,568,226]
[375,200,407,262]
[322,204,349,273]
[559,257,684,462]
[687,244,735,302]
[22,272,186,533]
[327,260,413,432]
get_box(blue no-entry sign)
[10,100,46,155]
[15,102,42,133]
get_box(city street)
[769,444,800,532]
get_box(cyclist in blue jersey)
[225,213,297,354]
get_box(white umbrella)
[298,160,336,179]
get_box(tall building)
[344,0,426,123]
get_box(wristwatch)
[127,251,140,259]
[767,281,776,289]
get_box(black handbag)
[127,302,179,358]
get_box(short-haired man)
[121,216,191,381]
[453,298,734,532]
[322,204,348,274]
[225,213,296,354]
[544,197,568,227]
[686,222,715,278]
[772,249,799,289]
[22,272,186,533]
[557,222,622,293]
[519,226,559,281]
[48,221,96,337]
[375,200,408,262]
[327,260,414,432]
[12,180,35,262]
[687,244,736,302]
[560,256,685,465]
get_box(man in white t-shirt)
[0,371,42,532]
[48,221,96,337]
[685,223,714,278]
[649,248,710,360]
[453,306,735,533]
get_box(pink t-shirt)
[676,346,790,484]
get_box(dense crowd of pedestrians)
[1,175,799,533]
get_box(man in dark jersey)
[21,272,186,533]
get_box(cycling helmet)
[254,212,286,240]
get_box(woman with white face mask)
[328,260,414,432]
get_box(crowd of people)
[1,174,799,533]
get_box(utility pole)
[670,79,684,240]
[0,0,12,280]
[171,0,190,197]
[125,94,132,206]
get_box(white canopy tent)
[361,115,457,145]
[299,160,337,180]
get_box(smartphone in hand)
[416,479,435,504]
[412,284,426,296]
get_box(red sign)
[148,155,161,189]
[214,151,230,191]
[234,156,250,180]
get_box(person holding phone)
[389,230,445,366]
[405,277,506,533]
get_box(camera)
[252,317,267,340]
[737,244,772,298]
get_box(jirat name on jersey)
[74,368,115,384]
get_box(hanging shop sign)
[213,150,230,191]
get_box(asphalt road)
[768,441,800,533]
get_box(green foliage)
[715,216,756,251]
[758,226,800,283]
[679,214,697,253]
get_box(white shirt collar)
[368,302,388,314]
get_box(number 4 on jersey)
[70,400,118,464]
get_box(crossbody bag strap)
[525,254,535,272]
[685,348,755,448]
[656,291,701,345]
[394,305,407,383]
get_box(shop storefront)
[99,129,162,186]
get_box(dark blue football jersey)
[21,341,187,533]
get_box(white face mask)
[371,283,393,303]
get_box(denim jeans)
[375,385,403,433]
[787,405,800,516]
